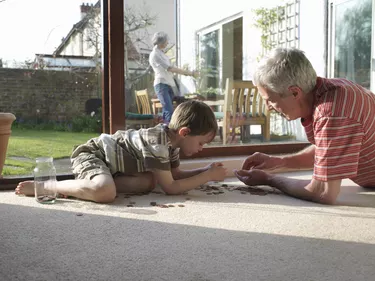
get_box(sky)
[0,0,98,65]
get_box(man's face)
[258,86,302,121]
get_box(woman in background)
[149,31,198,123]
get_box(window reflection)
[1,0,344,178]
[198,29,220,90]
[333,0,372,89]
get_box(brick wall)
[0,68,101,121]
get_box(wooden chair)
[135,89,153,114]
[217,78,270,145]
[125,89,159,129]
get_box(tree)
[85,2,157,80]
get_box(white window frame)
[196,12,243,90]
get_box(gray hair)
[253,48,317,96]
[152,31,169,46]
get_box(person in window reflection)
[15,101,227,203]
[234,47,375,205]
[149,31,198,123]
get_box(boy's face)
[178,129,215,156]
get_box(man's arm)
[268,174,341,204]
[281,145,316,169]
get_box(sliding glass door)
[329,0,372,89]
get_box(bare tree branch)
[82,2,157,79]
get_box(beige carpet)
[1,171,374,281]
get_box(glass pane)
[0,0,102,177]
[122,0,335,150]
[334,0,372,88]
[199,30,220,90]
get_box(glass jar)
[34,157,57,204]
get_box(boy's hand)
[208,164,227,181]
[206,162,224,169]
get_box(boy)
[15,100,227,203]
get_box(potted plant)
[0,113,16,178]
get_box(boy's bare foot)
[15,181,35,196]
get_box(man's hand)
[242,152,284,170]
[234,169,271,186]
[234,169,341,205]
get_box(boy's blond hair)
[169,100,218,138]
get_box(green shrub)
[12,108,102,133]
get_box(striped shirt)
[72,124,180,176]
[302,77,375,187]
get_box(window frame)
[196,12,243,90]
[0,0,310,190]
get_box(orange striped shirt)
[302,77,375,187]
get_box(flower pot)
[0,113,16,178]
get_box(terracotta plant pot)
[0,113,16,178]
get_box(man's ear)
[288,86,304,99]
[178,127,190,137]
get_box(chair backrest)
[135,89,152,114]
[223,78,267,118]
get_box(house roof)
[53,1,140,61]
[53,1,101,55]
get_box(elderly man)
[234,47,375,204]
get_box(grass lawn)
[3,129,98,176]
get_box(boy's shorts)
[71,142,112,180]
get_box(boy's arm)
[153,169,212,195]
[171,162,223,180]
[171,166,208,180]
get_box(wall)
[0,68,100,121]
[59,33,83,56]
